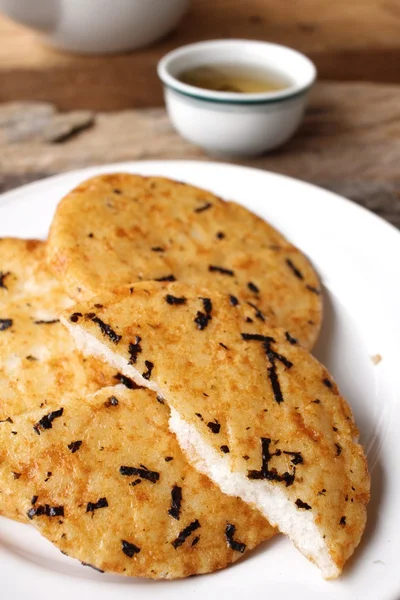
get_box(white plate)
[0,161,399,600]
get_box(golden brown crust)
[0,385,275,578]
[63,281,370,575]
[47,174,322,349]
[0,238,115,519]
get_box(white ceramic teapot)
[0,0,190,54]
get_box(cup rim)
[157,39,317,104]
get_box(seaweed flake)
[165,294,187,306]
[33,319,59,325]
[68,440,82,453]
[286,258,304,280]
[86,497,109,513]
[27,504,64,520]
[121,539,141,557]
[168,485,182,520]
[33,408,64,435]
[209,265,234,276]
[0,271,10,289]
[113,373,142,389]
[104,396,119,407]
[0,319,13,332]
[219,342,229,350]
[128,336,142,364]
[264,342,293,369]
[194,311,211,330]
[200,297,212,314]
[241,333,275,343]
[86,314,121,344]
[26,355,38,361]
[246,301,265,322]
[267,362,283,404]
[317,489,326,496]
[156,395,165,404]
[323,378,333,389]
[220,445,230,454]
[130,479,141,487]
[151,246,165,252]
[295,499,312,510]
[216,231,225,239]
[195,413,203,421]
[245,317,253,323]
[155,275,176,282]
[207,420,221,434]
[225,524,246,553]
[194,202,212,213]
[69,312,82,323]
[335,443,342,456]
[0,416,13,424]
[285,331,298,345]
[31,495,38,505]
[312,399,321,404]
[120,465,160,483]
[172,520,201,549]
[229,295,239,306]
[191,536,200,547]
[94,303,103,309]
[283,451,303,465]
[81,562,104,573]
[247,282,259,294]
[247,438,296,486]
[12,472,21,479]
[340,516,346,526]
[142,360,154,380]
[165,456,174,462]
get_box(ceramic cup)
[0,0,190,54]
[158,39,317,157]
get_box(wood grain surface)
[0,81,399,227]
[1,1,400,110]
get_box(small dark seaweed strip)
[209,265,234,276]
[155,274,176,282]
[194,311,211,330]
[0,271,10,289]
[27,504,64,519]
[295,499,312,510]
[285,331,298,345]
[263,343,293,369]
[172,519,201,549]
[113,373,142,389]
[86,497,108,513]
[121,540,141,557]
[246,301,265,322]
[128,336,142,364]
[200,297,212,314]
[225,524,246,553]
[168,485,182,521]
[165,295,187,305]
[247,438,295,487]
[283,451,303,465]
[142,360,154,380]
[207,420,221,434]
[241,333,275,343]
[68,440,82,453]
[194,202,212,213]
[0,319,13,331]
[285,258,304,280]
[120,465,160,483]
[267,362,284,404]
[33,408,63,435]
[33,319,59,325]
[229,295,239,306]
[247,282,259,294]
[86,314,121,344]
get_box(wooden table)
[0,81,399,228]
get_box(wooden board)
[1,0,400,111]
[0,82,399,228]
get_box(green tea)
[178,63,290,94]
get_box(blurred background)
[0,0,399,226]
